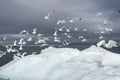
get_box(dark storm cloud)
[0,0,120,34]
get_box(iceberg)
[0,46,120,80]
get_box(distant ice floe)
[97,40,118,48]
[0,46,120,80]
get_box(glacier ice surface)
[0,46,120,80]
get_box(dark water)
[0,78,9,80]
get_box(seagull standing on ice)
[21,52,27,58]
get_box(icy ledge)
[0,46,120,80]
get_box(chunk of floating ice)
[103,40,118,48]
[96,40,118,48]
[96,40,106,47]
[0,46,120,80]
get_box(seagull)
[54,36,60,43]
[57,20,66,25]
[16,52,21,57]
[7,46,18,53]
[78,36,84,39]
[13,40,17,46]
[27,37,32,42]
[66,29,70,32]
[44,13,51,20]
[104,17,109,25]
[105,28,113,32]
[44,10,56,20]
[3,36,7,41]
[96,12,102,17]
[82,38,87,42]
[37,33,43,37]
[59,28,63,32]
[18,38,24,45]
[19,30,29,35]
[99,36,104,40]
[100,31,105,34]
[19,45,23,50]
[0,51,6,58]
[18,38,26,45]
[69,18,81,23]
[58,26,65,32]
[62,40,71,46]
[53,30,58,36]
[40,43,48,47]
[37,39,46,44]
[32,28,37,34]
[74,28,79,31]
[83,29,87,32]
[64,33,72,38]
[21,52,27,58]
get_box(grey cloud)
[0,0,119,34]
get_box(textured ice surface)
[0,46,120,80]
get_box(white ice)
[0,46,120,80]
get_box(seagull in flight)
[57,20,66,25]
[32,28,37,34]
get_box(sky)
[0,0,120,35]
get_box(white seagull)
[32,28,37,34]
[57,20,66,25]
